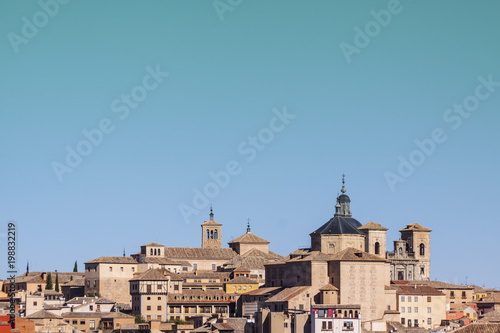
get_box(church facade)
[309,177,432,281]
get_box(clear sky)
[1,1,499,288]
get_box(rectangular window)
[462,291,466,299]
[80,320,85,325]
[414,319,418,327]
[89,320,95,329]
[157,284,162,290]
[212,264,216,270]
[157,306,162,311]
[427,296,431,302]
[427,307,431,313]
[147,306,151,311]
[72,321,77,325]
[120,267,123,272]
[299,304,304,310]
[427,318,432,325]
[414,296,418,302]
[414,307,418,313]
[401,318,405,325]
[401,307,405,313]
[328,322,332,329]
[33,302,37,306]
[322,321,326,330]
[318,309,326,317]
[158,297,161,300]
[401,296,405,302]
[89,305,93,311]
[193,263,198,270]
[109,266,113,272]
[408,296,411,302]
[132,267,135,272]
[408,307,412,313]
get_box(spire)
[209,205,214,220]
[123,247,126,257]
[27,261,29,275]
[335,174,352,217]
[246,218,251,233]
[341,173,346,194]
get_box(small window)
[147,297,151,300]
[408,307,412,313]
[120,267,123,272]
[89,305,93,311]
[414,296,418,302]
[80,320,85,325]
[427,296,431,302]
[157,306,162,311]
[72,320,77,325]
[427,307,432,313]
[109,267,113,272]
[401,307,405,313]
[414,307,418,313]
[33,302,37,306]
[89,320,95,329]
[299,304,304,310]
[212,264,216,270]
[132,267,135,272]
[158,297,161,300]
[401,318,405,325]
[427,318,432,325]
[401,296,405,302]
[414,319,418,327]
[147,306,151,310]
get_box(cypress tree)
[55,272,60,292]
[45,272,53,290]
[73,261,78,272]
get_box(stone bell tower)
[201,207,222,248]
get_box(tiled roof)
[141,243,165,247]
[329,248,388,262]
[480,311,500,323]
[66,297,99,304]
[163,247,236,260]
[479,293,500,303]
[203,219,222,226]
[227,276,257,285]
[393,283,445,296]
[212,322,234,331]
[228,232,269,244]
[62,312,134,318]
[358,221,388,231]
[415,280,474,290]
[85,256,138,264]
[450,303,475,312]
[265,286,310,303]
[399,223,432,232]
[62,277,85,287]
[180,271,231,280]
[12,272,85,285]
[287,251,331,262]
[143,257,183,265]
[243,287,282,296]
[313,304,360,309]
[319,284,338,291]
[451,323,500,333]
[26,310,63,319]
[131,268,183,281]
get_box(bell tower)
[201,207,222,248]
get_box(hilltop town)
[1,179,499,333]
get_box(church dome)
[337,194,350,203]
[311,216,364,235]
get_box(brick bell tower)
[201,207,222,248]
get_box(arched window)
[420,243,425,256]
[210,230,214,239]
[150,249,153,255]
[157,249,161,256]
[406,243,410,252]
[354,310,358,318]
[154,249,157,256]
[399,248,403,256]
[349,310,353,318]
[207,230,210,239]
[375,242,380,255]
[214,230,218,239]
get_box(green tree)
[45,272,53,290]
[135,315,147,323]
[55,272,60,292]
[73,261,78,272]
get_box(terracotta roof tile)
[163,247,236,260]
[131,268,183,281]
[399,223,432,232]
[329,248,388,262]
[85,256,138,264]
[358,221,388,231]
[228,232,269,244]
[265,286,310,303]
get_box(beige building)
[61,311,135,331]
[167,289,236,322]
[130,268,183,322]
[394,282,446,329]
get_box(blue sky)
[1,1,499,288]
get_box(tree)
[45,272,53,290]
[135,315,147,323]
[55,271,60,292]
[73,261,78,272]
